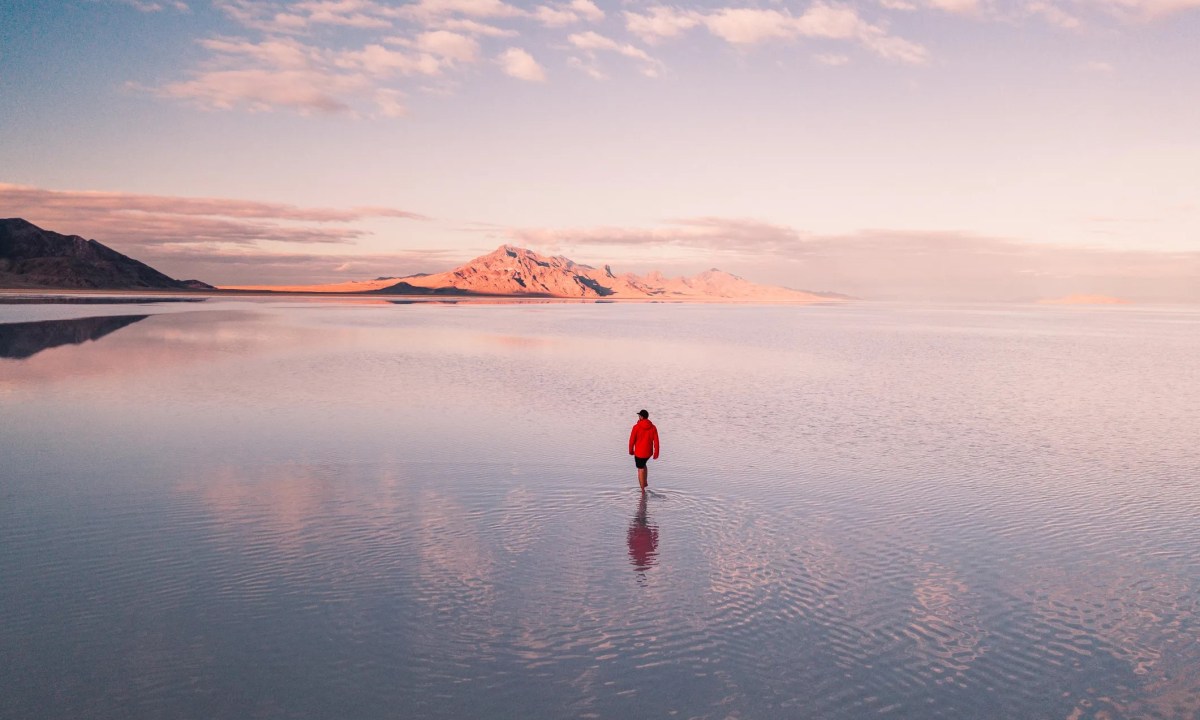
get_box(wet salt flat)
[2,298,1199,719]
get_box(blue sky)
[1,0,1198,299]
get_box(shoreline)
[0,287,850,305]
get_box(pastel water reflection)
[2,299,1198,719]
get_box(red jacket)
[629,418,660,459]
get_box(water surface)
[2,298,1199,719]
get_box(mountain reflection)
[627,492,659,576]
[0,314,149,359]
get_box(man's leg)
[638,466,648,490]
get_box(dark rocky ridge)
[0,218,212,290]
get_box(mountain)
[0,218,209,290]
[375,245,841,301]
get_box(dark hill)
[0,218,205,290]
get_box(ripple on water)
[4,303,1200,720]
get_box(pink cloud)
[156,19,485,116]
[623,3,928,64]
[132,245,460,285]
[157,36,375,113]
[623,7,702,44]
[498,47,546,81]
[0,184,430,274]
[161,68,360,113]
[432,18,518,36]
[395,0,525,22]
[0,184,427,223]
[502,219,1200,302]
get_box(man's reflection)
[627,492,659,576]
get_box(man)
[628,409,660,491]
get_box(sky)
[1,0,1198,300]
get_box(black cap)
[637,409,649,418]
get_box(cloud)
[926,0,980,14]
[105,0,189,11]
[623,3,928,64]
[501,218,1200,302]
[570,0,604,21]
[567,31,661,76]
[0,183,427,259]
[414,30,481,63]
[0,183,425,222]
[567,55,606,79]
[168,0,546,115]
[176,1,514,114]
[160,32,483,113]
[338,44,442,77]
[432,18,518,36]
[814,52,851,65]
[1098,0,1200,18]
[158,36,368,112]
[568,30,653,61]
[214,0,392,33]
[1025,0,1082,27]
[535,5,582,26]
[133,245,459,285]
[159,0,1199,118]
[498,47,547,81]
[111,0,166,10]
[161,69,359,113]
[533,0,605,27]
[624,6,702,44]
[294,0,393,28]
[374,88,408,117]
[395,0,525,22]
[702,8,797,44]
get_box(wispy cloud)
[623,6,702,44]
[159,36,363,113]
[394,0,526,23]
[1024,1,1082,28]
[926,0,980,14]
[410,30,481,64]
[623,3,929,64]
[214,0,395,33]
[502,218,1200,302]
[1095,0,1200,19]
[133,245,459,285]
[814,52,851,65]
[567,31,660,76]
[895,0,1195,26]
[163,0,937,116]
[0,183,425,223]
[0,183,426,256]
[532,0,605,26]
[148,0,1199,116]
[432,18,518,36]
[105,0,189,12]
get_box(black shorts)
[634,456,650,469]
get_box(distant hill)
[374,245,842,301]
[0,218,212,290]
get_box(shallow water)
[2,298,1199,719]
